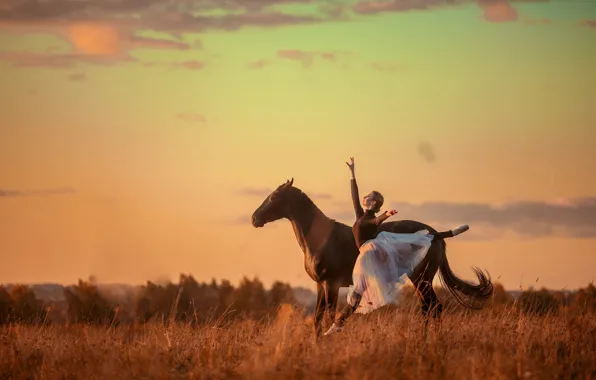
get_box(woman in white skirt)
[324,157,468,336]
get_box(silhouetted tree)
[9,284,47,324]
[231,277,268,320]
[0,286,12,324]
[490,283,513,307]
[268,281,296,310]
[518,287,560,316]
[135,281,178,323]
[573,283,596,313]
[63,279,116,324]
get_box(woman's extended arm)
[373,209,398,225]
[346,157,364,218]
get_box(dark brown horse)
[251,178,493,336]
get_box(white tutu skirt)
[347,230,434,314]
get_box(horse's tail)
[437,239,493,309]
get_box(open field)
[2,305,595,380]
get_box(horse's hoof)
[323,323,342,336]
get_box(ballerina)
[324,157,468,336]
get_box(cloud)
[311,192,333,200]
[67,72,86,81]
[352,0,449,15]
[350,0,544,16]
[0,0,338,37]
[522,16,550,25]
[66,22,192,55]
[371,61,402,72]
[0,18,197,70]
[67,22,122,56]
[0,50,135,68]
[417,141,436,163]
[143,60,205,70]
[129,35,191,50]
[0,0,315,19]
[478,0,518,23]
[277,49,341,68]
[176,113,206,123]
[192,40,203,49]
[0,20,197,69]
[579,20,596,29]
[0,187,76,197]
[0,0,543,51]
[323,197,596,239]
[247,59,270,69]
[237,187,274,197]
[177,60,204,70]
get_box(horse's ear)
[282,178,294,189]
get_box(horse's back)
[378,220,437,234]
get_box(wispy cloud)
[579,20,596,29]
[176,60,204,70]
[522,16,550,25]
[277,49,342,68]
[237,187,333,200]
[67,72,86,81]
[0,0,554,55]
[0,0,340,37]
[417,141,436,163]
[237,187,274,197]
[129,35,190,51]
[247,59,270,69]
[370,61,402,72]
[0,187,76,198]
[0,50,136,68]
[0,18,197,69]
[143,60,205,70]
[65,23,193,56]
[176,113,206,123]
[232,195,596,238]
[352,0,451,15]
[324,197,596,239]
[478,0,518,23]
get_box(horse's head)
[251,178,295,228]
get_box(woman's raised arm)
[346,157,364,218]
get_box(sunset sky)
[1,0,596,291]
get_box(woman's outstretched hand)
[386,210,398,217]
[346,157,355,172]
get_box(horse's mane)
[287,186,338,224]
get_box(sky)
[1,0,596,291]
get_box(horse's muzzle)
[251,215,264,228]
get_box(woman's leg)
[432,224,468,239]
[337,291,362,325]
[323,291,362,336]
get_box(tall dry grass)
[1,304,595,380]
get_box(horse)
[251,178,493,337]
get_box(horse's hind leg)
[416,280,443,334]
[412,240,444,326]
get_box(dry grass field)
[2,304,595,380]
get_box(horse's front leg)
[313,282,326,338]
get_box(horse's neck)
[289,204,334,256]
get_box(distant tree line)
[1,275,297,326]
[399,282,596,316]
[1,276,595,326]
